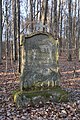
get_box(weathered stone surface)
[20,32,59,90]
[14,32,60,107]
[14,86,69,107]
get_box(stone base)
[14,86,69,107]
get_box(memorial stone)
[20,32,59,90]
[14,33,69,107]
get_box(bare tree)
[43,0,48,32]
[39,0,42,21]
[68,0,72,61]
[78,0,80,61]
[5,1,9,71]
[5,1,8,55]
[54,0,57,39]
[59,0,63,55]
[57,0,61,37]
[12,0,17,61]
[49,0,53,33]
[0,0,2,64]
[16,0,20,72]
[30,0,33,32]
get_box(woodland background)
[0,0,80,119]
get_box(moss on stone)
[21,80,59,91]
[13,86,69,107]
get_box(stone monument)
[14,32,68,107]
[20,32,59,90]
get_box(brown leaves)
[0,54,80,119]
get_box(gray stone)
[14,32,60,107]
[78,104,80,109]
[20,32,59,90]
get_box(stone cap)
[20,32,58,46]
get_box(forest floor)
[0,52,80,120]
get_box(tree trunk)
[16,0,20,72]
[12,0,17,61]
[59,0,63,55]
[33,0,36,30]
[78,0,80,61]
[57,0,61,38]
[43,0,48,32]
[68,0,72,61]
[5,1,9,72]
[36,0,39,21]
[0,0,2,64]
[30,0,33,32]
[39,0,42,21]
[25,0,28,33]
[54,0,57,39]
[5,1,8,56]
[49,0,53,33]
